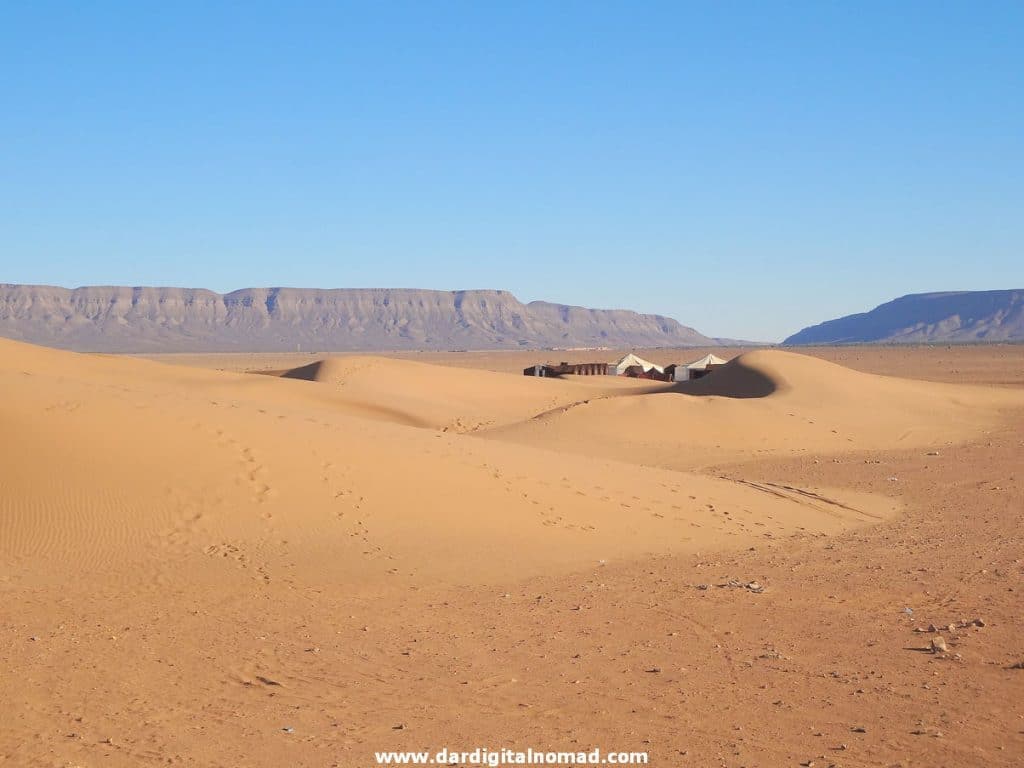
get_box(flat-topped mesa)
[0,285,715,352]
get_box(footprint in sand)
[203,542,271,583]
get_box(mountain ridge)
[785,289,1024,345]
[0,284,720,352]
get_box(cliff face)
[0,285,715,352]
[784,290,1024,345]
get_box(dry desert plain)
[2,341,1023,767]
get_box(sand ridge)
[483,349,1023,470]
[2,338,1023,766]
[4,339,1019,584]
[274,354,662,432]
[0,339,907,587]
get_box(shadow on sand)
[664,357,778,399]
[277,360,325,381]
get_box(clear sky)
[1,2,1021,341]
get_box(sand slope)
[276,354,659,431]
[0,340,897,588]
[4,342,1017,584]
[3,339,1023,767]
[485,350,1023,470]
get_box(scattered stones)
[851,726,867,733]
[917,617,986,633]
[1008,660,1024,670]
[281,727,294,734]
[915,617,986,636]
[930,637,948,654]
[645,667,662,673]
[703,579,765,593]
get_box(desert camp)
[4,1,1023,765]
[524,352,730,382]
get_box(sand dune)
[4,341,1015,582]
[485,350,1023,470]
[3,338,1023,766]
[275,354,660,431]
[0,339,899,587]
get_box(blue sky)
[1,2,1021,341]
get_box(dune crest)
[275,354,663,432]
[485,349,1023,470]
[0,339,919,587]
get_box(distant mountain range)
[785,290,1024,345]
[0,284,725,353]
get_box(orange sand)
[2,338,1022,766]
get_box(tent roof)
[685,353,728,370]
[611,353,664,374]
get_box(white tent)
[673,353,728,381]
[686,353,727,370]
[610,353,664,376]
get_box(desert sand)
[2,339,1022,766]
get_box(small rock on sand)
[931,637,948,653]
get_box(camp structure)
[672,353,728,381]
[523,364,550,377]
[523,361,609,377]
[621,365,672,381]
[609,353,664,377]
